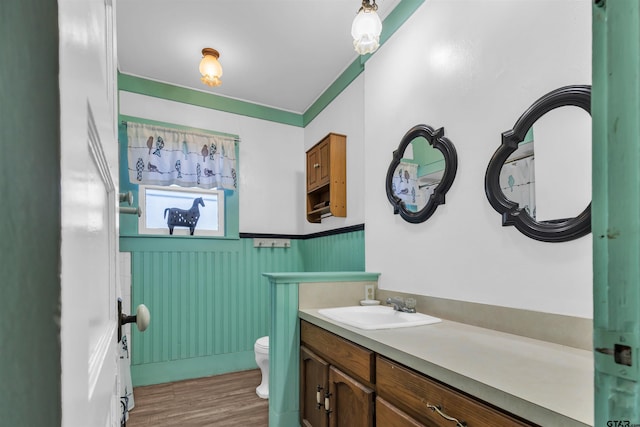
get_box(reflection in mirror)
[499,106,592,224]
[391,137,445,212]
[485,85,591,242]
[529,106,591,222]
[499,128,536,218]
[386,125,457,224]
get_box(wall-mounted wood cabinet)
[306,133,346,223]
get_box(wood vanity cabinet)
[300,320,538,427]
[306,133,346,223]
[376,356,534,427]
[300,321,374,427]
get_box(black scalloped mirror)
[484,85,592,242]
[386,124,458,224]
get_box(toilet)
[254,336,269,399]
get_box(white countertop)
[299,308,593,427]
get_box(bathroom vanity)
[300,320,532,427]
[262,272,592,427]
[298,309,592,427]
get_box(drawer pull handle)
[324,391,332,415]
[426,403,466,427]
[316,385,323,409]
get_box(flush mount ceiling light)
[199,48,223,87]
[351,0,382,55]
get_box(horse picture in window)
[164,197,205,235]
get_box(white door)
[59,0,122,426]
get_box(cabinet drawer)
[376,397,427,427]
[301,320,374,384]
[376,356,534,427]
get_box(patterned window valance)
[127,122,238,191]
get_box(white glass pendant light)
[199,48,223,87]
[351,0,382,55]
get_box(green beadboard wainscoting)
[122,227,365,386]
[301,227,365,272]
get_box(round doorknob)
[117,299,150,342]
[135,304,150,332]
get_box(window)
[138,185,225,236]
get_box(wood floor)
[126,369,269,426]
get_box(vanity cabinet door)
[300,346,330,427]
[376,397,429,427]
[328,366,374,427]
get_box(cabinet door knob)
[314,163,320,168]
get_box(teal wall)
[123,237,296,385]
[124,230,365,386]
[0,1,62,425]
[301,229,365,272]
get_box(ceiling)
[116,0,401,115]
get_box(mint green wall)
[123,237,304,385]
[1,1,61,425]
[301,230,365,272]
[123,231,365,386]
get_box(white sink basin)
[317,305,441,330]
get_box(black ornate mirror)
[386,124,458,223]
[484,85,592,242]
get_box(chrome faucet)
[386,297,416,313]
